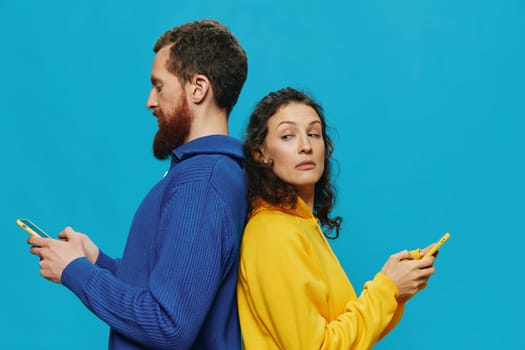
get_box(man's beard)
[153,96,192,160]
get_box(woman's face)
[259,102,325,197]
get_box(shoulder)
[209,154,245,186]
[168,153,244,192]
[246,209,297,232]
[242,210,311,254]
[239,210,320,285]
[172,135,243,180]
[162,155,246,221]
[178,153,243,180]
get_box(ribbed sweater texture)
[61,135,247,349]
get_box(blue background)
[1,0,524,348]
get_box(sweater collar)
[250,196,315,220]
[170,135,243,166]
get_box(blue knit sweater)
[61,135,247,349]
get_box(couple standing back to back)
[28,19,438,350]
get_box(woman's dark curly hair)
[243,87,342,238]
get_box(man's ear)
[189,74,210,104]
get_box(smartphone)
[423,232,450,258]
[16,218,52,238]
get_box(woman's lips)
[296,161,316,170]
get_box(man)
[28,19,248,349]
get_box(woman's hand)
[380,250,435,300]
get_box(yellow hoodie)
[237,198,405,350]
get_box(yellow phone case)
[423,232,450,258]
[16,218,51,238]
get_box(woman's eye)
[308,132,321,138]
[281,134,294,140]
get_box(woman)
[237,87,436,349]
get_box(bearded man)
[28,19,248,350]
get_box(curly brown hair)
[153,19,247,115]
[243,87,342,238]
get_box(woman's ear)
[189,74,210,104]
[252,148,270,165]
[252,148,265,163]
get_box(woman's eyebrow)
[277,120,321,127]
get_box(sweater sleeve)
[94,249,121,276]
[62,182,234,349]
[238,218,400,350]
[375,248,421,340]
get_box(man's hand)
[58,227,100,264]
[28,226,98,284]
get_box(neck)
[296,187,315,212]
[187,106,229,142]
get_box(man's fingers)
[27,236,49,247]
[60,226,76,240]
[29,245,42,258]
